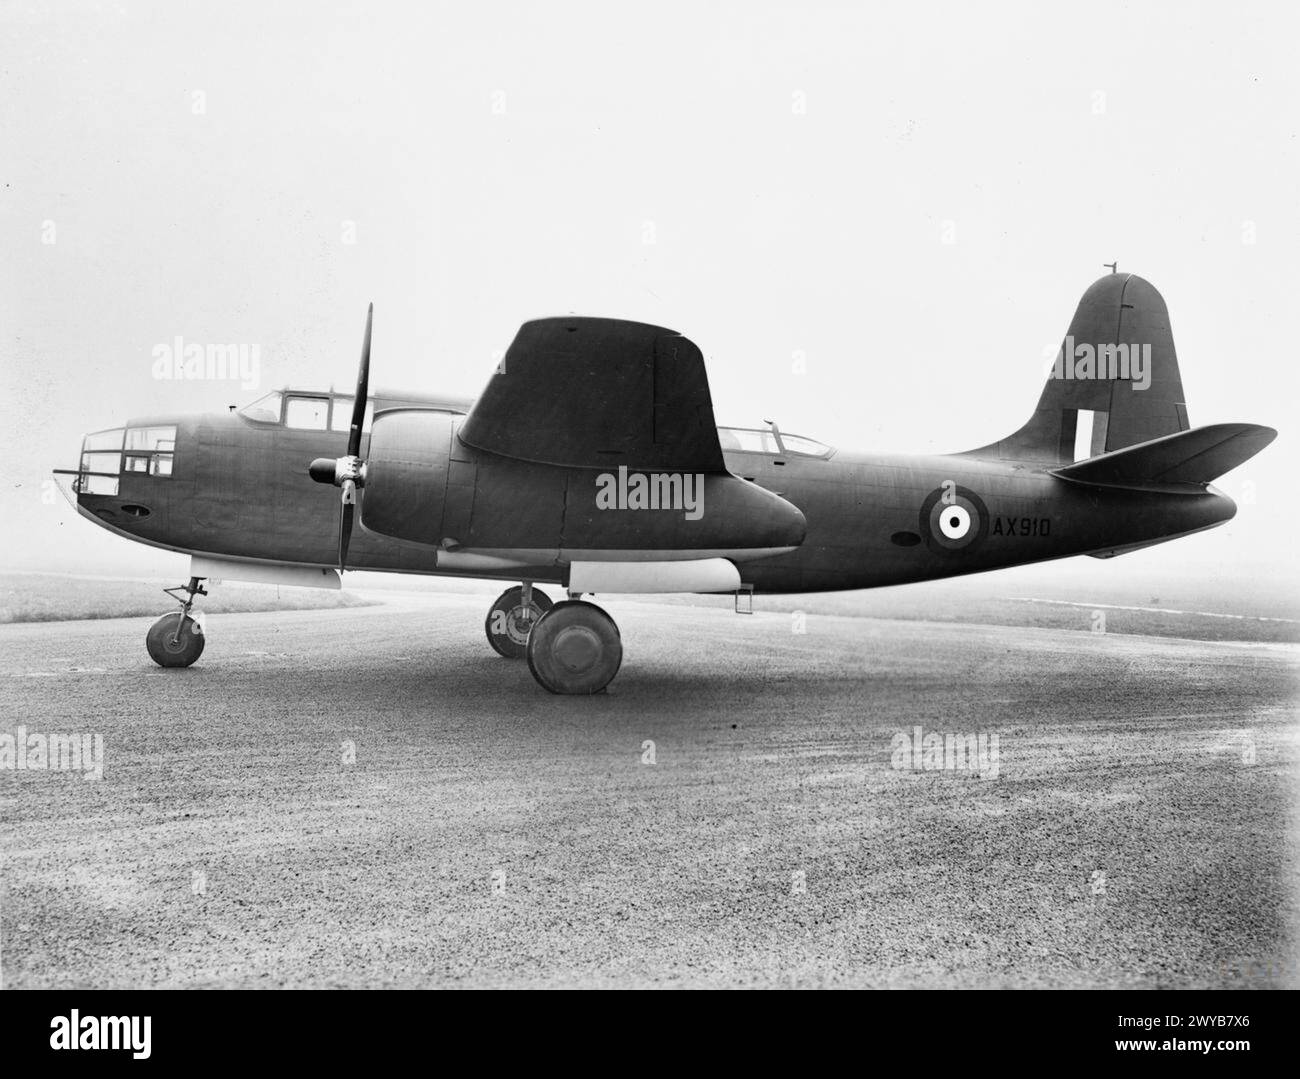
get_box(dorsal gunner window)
[716,427,833,458]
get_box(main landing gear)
[484,584,554,659]
[145,576,207,668]
[485,584,623,694]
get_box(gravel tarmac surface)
[2,592,1297,988]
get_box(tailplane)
[968,273,1190,465]
[1050,422,1276,492]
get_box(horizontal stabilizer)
[1050,423,1276,490]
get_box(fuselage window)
[286,396,330,430]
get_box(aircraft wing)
[457,317,727,472]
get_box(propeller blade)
[311,304,372,572]
[339,480,357,571]
[348,303,373,458]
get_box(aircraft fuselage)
[69,406,1235,594]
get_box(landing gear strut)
[146,576,207,668]
[484,584,553,659]
[526,600,622,694]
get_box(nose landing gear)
[146,576,207,668]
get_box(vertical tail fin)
[968,273,1190,465]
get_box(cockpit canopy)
[239,391,375,432]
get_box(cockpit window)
[329,396,375,433]
[239,391,283,424]
[239,391,375,432]
[285,396,330,430]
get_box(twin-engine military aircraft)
[57,272,1275,693]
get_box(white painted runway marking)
[12,667,108,677]
[1017,598,1300,624]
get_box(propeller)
[309,303,372,572]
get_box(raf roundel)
[920,485,989,554]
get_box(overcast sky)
[1,0,1296,601]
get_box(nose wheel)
[146,576,207,668]
[485,584,553,659]
[526,600,622,694]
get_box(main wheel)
[485,586,554,659]
[146,613,205,668]
[526,600,622,694]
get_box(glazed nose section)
[67,426,128,497]
[55,421,183,505]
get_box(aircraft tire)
[146,613,206,668]
[526,600,622,694]
[485,586,554,659]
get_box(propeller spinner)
[309,302,373,571]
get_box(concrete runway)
[2,592,1297,988]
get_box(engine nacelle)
[361,408,808,558]
[360,409,460,544]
